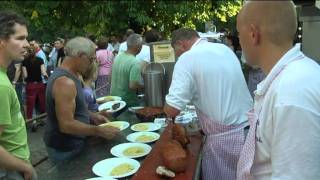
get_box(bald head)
[238,1,297,45]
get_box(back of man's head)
[239,1,297,46]
[0,10,26,40]
[171,28,199,46]
[96,37,108,50]
[64,37,96,58]
[144,29,160,43]
[126,28,134,37]
[56,37,65,45]
[127,34,143,49]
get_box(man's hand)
[90,113,109,125]
[98,111,112,119]
[21,163,35,180]
[96,126,120,140]
[163,103,180,118]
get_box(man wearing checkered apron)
[237,1,320,179]
[164,28,253,180]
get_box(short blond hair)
[240,1,297,45]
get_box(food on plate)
[135,107,164,121]
[97,96,115,103]
[161,140,187,173]
[133,123,149,131]
[172,124,190,147]
[135,135,156,142]
[110,163,134,176]
[101,122,122,130]
[156,166,175,178]
[123,146,145,156]
[112,102,121,110]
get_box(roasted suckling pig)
[161,140,188,173]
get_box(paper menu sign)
[151,42,176,63]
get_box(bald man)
[236,1,320,180]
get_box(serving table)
[43,110,204,180]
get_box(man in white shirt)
[236,1,320,180]
[164,28,253,180]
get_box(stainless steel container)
[142,63,165,107]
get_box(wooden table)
[43,110,203,180]
[132,123,204,180]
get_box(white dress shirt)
[252,43,320,180]
[166,39,252,125]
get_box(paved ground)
[27,119,53,179]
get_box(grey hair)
[127,34,143,48]
[64,37,96,57]
[171,28,199,47]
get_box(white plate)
[110,143,152,159]
[85,177,116,180]
[98,100,126,113]
[154,118,168,128]
[98,121,130,131]
[126,132,160,143]
[128,106,144,113]
[96,96,122,103]
[92,157,140,178]
[131,122,162,132]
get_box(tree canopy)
[0,0,242,43]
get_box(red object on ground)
[132,124,203,180]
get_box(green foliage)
[0,0,242,43]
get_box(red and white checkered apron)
[236,55,305,180]
[236,109,257,180]
[197,110,247,180]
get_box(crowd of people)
[1,1,320,180]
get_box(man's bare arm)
[53,76,119,139]
[22,66,27,80]
[13,63,21,83]
[129,81,144,91]
[0,126,34,178]
[53,76,99,136]
[163,103,181,118]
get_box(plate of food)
[85,177,116,180]
[92,157,140,178]
[130,122,162,132]
[98,100,126,113]
[96,96,122,104]
[110,143,152,159]
[98,121,129,131]
[126,131,160,143]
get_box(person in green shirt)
[0,10,37,180]
[110,33,144,106]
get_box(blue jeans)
[46,142,85,165]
